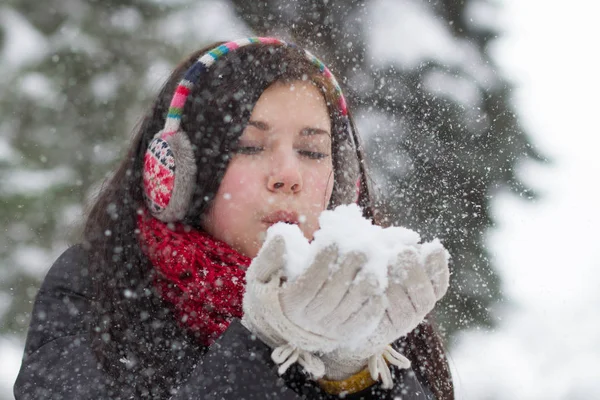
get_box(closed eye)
[234,146,263,155]
[298,150,329,160]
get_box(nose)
[267,150,303,194]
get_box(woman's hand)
[242,229,450,387]
[320,241,450,388]
[242,234,386,378]
[279,245,386,346]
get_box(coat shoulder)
[39,244,93,298]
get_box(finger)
[393,247,420,272]
[386,249,423,327]
[336,292,385,341]
[281,244,339,314]
[249,235,286,283]
[318,270,383,331]
[394,254,436,318]
[302,251,366,321]
[422,244,450,300]
[385,281,421,332]
[366,313,393,343]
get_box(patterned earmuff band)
[162,37,348,134]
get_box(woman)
[14,37,454,399]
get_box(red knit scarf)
[137,212,251,346]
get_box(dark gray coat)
[14,245,435,399]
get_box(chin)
[244,246,260,259]
[302,225,318,241]
[241,237,263,259]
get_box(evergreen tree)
[0,0,196,340]
[229,0,544,341]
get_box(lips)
[262,210,300,226]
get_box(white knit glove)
[242,234,386,378]
[320,240,450,389]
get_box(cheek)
[205,161,260,232]
[300,164,334,237]
[305,162,334,201]
[217,167,253,202]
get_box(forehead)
[250,81,331,129]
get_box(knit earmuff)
[143,37,356,222]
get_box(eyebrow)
[301,127,331,137]
[247,120,331,137]
[247,120,270,131]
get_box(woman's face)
[202,80,334,258]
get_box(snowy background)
[450,0,600,398]
[1,0,599,399]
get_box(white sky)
[451,1,600,399]
[2,1,600,399]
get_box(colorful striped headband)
[162,37,349,135]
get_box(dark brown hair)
[84,41,453,398]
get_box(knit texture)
[137,212,251,346]
[143,136,175,213]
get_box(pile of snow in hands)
[263,204,445,290]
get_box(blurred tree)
[229,0,544,342]
[0,0,197,341]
